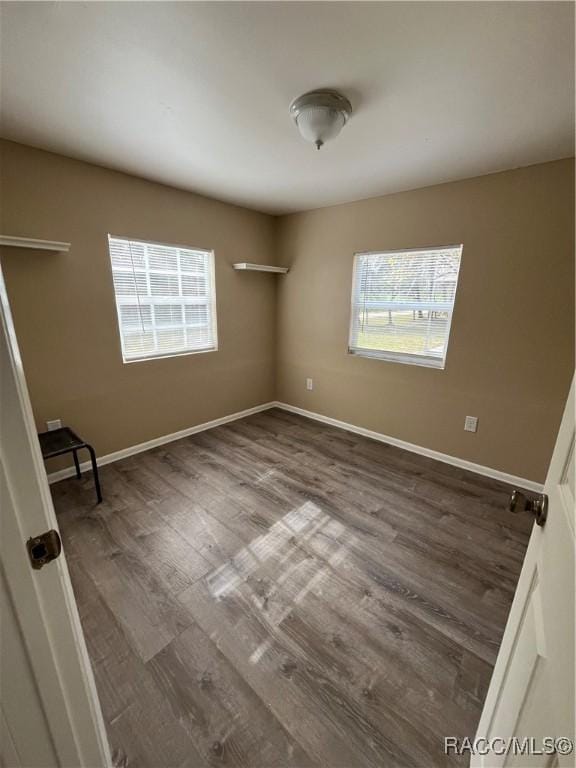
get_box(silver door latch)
[509,490,548,527]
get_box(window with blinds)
[348,245,463,369]
[108,236,217,362]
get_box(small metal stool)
[38,427,102,503]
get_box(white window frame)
[348,245,463,370]
[108,235,218,364]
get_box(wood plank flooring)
[52,408,532,768]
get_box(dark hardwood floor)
[51,408,532,768]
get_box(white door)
[0,261,110,767]
[473,376,575,768]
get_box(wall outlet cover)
[306,378,313,391]
[46,419,62,431]
[464,416,478,433]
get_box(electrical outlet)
[464,416,478,433]
[46,419,62,431]
[306,378,313,391]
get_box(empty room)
[0,2,574,767]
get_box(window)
[108,236,217,362]
[348,245,463,369]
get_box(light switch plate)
[464,416,478,433]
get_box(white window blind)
[108,236,218,362]
[349,245,463,369]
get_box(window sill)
[348,348,445,370]
[123,346,218,364]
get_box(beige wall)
[1,142,573,483]
[276,160,575,483]
[0,140,277,470]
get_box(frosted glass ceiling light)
[289,90,352,150]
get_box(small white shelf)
[0,235,71,253]
[233,262,289,274]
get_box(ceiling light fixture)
[289,89,352,150]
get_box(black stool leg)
[73,449,81,479]
[86,444,102,504]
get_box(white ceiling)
[1,2,574,214]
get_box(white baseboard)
[272,401,544,493]
[46,402,277,484]
[47,398,543,493]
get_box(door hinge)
[26,529,62,570]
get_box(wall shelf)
[0,235,71,253]
[233,262,289,274]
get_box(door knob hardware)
[509,490,548,527]
[26,529,62,570]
